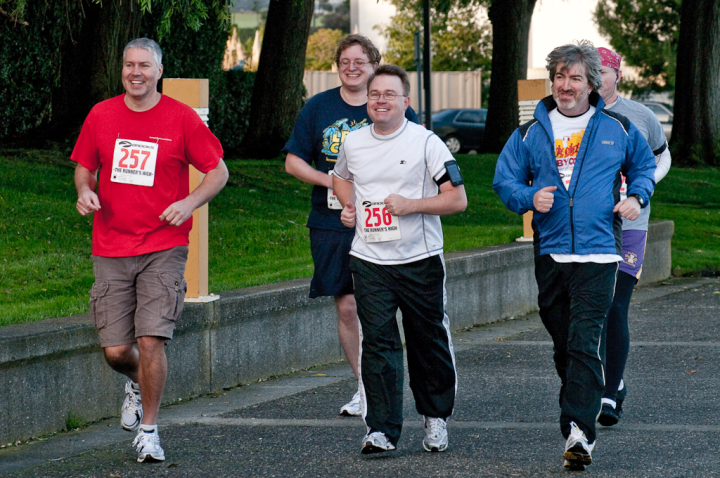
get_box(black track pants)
[535,255,618,444]
[350,255,457,446]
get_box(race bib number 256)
[361,199,401,243]
[111,139,158,187]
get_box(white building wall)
[349,0,397,54]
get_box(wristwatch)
[629,193,644,206]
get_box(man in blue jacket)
[493,40,656,471]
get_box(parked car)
[431,108,487,154]
[639,101,673,140]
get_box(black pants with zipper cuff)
[350,254,457,446]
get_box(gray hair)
[123,38,163,67]
[546,40,602,91]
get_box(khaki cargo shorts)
[89,246,188,347]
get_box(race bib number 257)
[361,199,401,243]
[111,139,159,187]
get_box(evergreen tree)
[594,0,680,93]
[378,0,492,73]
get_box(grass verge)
[651,167,720,275]
[1,147,717,326]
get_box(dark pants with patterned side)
[602,271,636,402]
[534,255,618,444]
[350,255,457,446]
[603,229,647,403]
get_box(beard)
[553,87,590,114]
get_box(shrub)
[210,70,255,153]
[0,1,84,140]
[305,28,344,71]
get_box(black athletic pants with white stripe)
[349,255,456,446]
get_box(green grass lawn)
[651,167,720,275]
[1,148,718,326]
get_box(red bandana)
[598,47,622,70]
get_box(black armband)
[437,160,464,187]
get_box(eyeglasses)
[339,59,369,69]
[368,92,407,100]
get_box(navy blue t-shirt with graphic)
[283,86,419,231]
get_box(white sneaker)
[133,429,165,463]
[422,417,448,452]
[340,391,362,416]
[121,381,143,432]
[563,421,594,470]
[361,431,396,454]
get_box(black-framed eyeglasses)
[368,92,407,100]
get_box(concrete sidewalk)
[2,276,718,477]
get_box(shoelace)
[124,383,141,412]
[133,432,159,451]
[427,418,445,438]
[569,423,585,440]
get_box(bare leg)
[103,344,140,383]
[335,294,360,379]
[136,336,168,425]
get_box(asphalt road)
[2,276,719,477]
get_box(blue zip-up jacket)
[493,92,656,256]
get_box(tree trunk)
[48,0,142,140]
[670,0,720,167]
[481,0,537,154]
[239,0,315,159]
[45,1,100,140]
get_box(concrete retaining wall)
[0,220,673,443]
[639,220,674,286]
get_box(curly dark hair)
[334,34,381,67]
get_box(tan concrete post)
[162,78,217,302]
[515,79,552,242]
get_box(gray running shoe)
[563,421,594,470]
[121,381,143,432]
[361,431,396,454]
[133,429,165,463]
[340,391,362,416]
[423,416,448,452]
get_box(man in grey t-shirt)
[596,46,672,426]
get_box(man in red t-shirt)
[71,38,228,463]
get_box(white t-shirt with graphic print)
[548,106,594,191]
[548,106,621,264]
